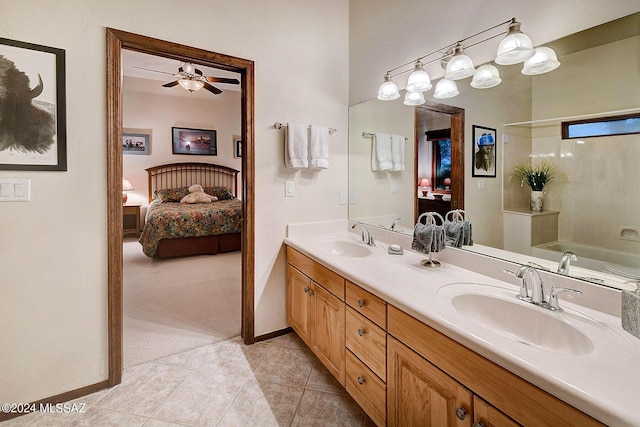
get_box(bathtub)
[531,241,640,279]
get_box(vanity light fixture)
[471,64,502,89]
[403,89,426,106]
[433,78,459,99]
[377,72,400,100]
[444,43,476,80]
[522,47,561,75]
[406,60,433,92]
[495,19,535,65]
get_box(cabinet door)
[473,396,520,427]
[286,264,312,345]
[311,281,346,385]
[388,336,472,427]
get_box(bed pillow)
[203,186,235,200]
[154,187,189,202]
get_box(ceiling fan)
[131,62,240,94]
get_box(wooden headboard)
[145,162,240,202]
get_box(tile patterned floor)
[2,333,373,427]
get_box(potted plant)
[509,160,565,212]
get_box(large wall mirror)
[348,12,639,290]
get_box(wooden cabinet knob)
[357,328,366,337]
[357,299,366,307]
[455,407,467,420]
[357,376,365,385]
[472,423,485,427]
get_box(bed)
[139,162,242,258]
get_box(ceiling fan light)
[445,44,476,80]
[403,90,426,106]
[377,73,400,100]
[406,61,432,92]
[495,21,535,65]
[178,79,204,92]
[471,64,502,89]
[522,47,561,75]
[433,78,459,99]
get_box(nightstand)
[123,203,142,237]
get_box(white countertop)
[284,223,640,427]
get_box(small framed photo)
[0,38,66,171]
[472,125,497,178]
[123,129,151,155]
[233,135,242,158]
[172,127,217,155]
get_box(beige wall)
[0,0,349,404]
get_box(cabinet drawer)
[346,280,387,328]
[346,306,386,381]
[287,247,345,300]
[346,350,386,427]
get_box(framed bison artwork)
[0,38,67,171]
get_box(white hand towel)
[372,132,392,171]
[309,125,329,169]
[391,134,405,171]
[285,123,308,168]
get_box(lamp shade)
[403,90,426,106]
[433,78,459,99]
[418,178,431,187]
[471,64,502,89]
[377,73,400,100]
[406,61,432,92]
[122,178,134,191]
[443,178,452,185]
[495,21,535,65]
[445,44,476,80]
[521,47,561,75]
[178,79,204,92]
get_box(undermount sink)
[314,237,373,258]
[439,283,595,355]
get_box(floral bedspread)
[139,198,242,257]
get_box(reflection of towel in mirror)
[391,134,405,171]
[412,223,434,254]
[462,221,473,246]
[432,224,445,252]
[444,220,463,248]
[372,133,392,171]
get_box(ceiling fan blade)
[206,76,240,85]
[132,65,176,76]
[203,82,223,94]
[162,80,180,88]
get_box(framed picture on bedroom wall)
[123,129,151,155]
[172,127,217,155]
[472,125,497,178]
[233,135,242,158]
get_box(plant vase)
[530,190,543,212]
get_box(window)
[562,113,640,139]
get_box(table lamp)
[418,178,431,196]
[122,178,134,204]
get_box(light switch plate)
[339,191,347,205]
[285,181,295,197]
[0,179,30,201]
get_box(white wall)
[0,0,349,404]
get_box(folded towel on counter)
[372,133,392,171]
[444,220,463,248]
[391,134,405,171]
[412,223,434,254]
[285,123,308,168]
[462,221,473,246]
[309,125,329,169]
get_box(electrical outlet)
[285,181,295,197]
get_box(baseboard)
[254,326,293,343]
[0,380,110,422]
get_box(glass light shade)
[403,90,426,106]
[495,21,535,65]
[377,74,400,100]
[433,78,459,99]
[445,45,475,80]
[522,47,561,75]
[471,64,502,89]
[178,79,204,92]
[406,62,432,92]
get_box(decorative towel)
[462,221,473,246]
[285,123,308,168]
[432,224,445,252]
[412,223,434,254]
[309,125,329,169]
[391,134,405,171]
[372,133,392,171]
[444,220,463,248]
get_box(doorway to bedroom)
[107,28,255,387]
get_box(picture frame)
[0,38,66,171]
[472,125,497,178]
[123,129,151,155]
[233,135,242,158]
[172,127,217,155]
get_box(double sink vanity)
[284,221,639,426]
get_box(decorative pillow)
[179,184,218,204]
[154,187,189,203]
[203,186,235,200]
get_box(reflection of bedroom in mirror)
[121,48,243,368]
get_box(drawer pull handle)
[472,423,485,427]
[357,328,366,337]
[357,299,366,307]
[357,376,365,385]
[455,407,467,420]
[308,289,314,297]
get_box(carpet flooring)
[123,238,241,368]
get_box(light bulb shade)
[406,62,432,92]
[403,90,425,106]
[433,78,459,99]
[443,178,452,185]
[445,45,476,80]
[122,178,134,191]
[495,21,535,65]
[419,178,431,187]
[521,47,561,75]
[178,79,204,92]
[471,64,502,89]
[377,74,400,100]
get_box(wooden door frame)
[106,28,255,387]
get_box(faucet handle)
[502,268,531,302]
[548,286,582,311]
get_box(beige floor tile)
[143,419,187,427]
[306,360,347,395]
[292,389,364,427]
[0,410,80,427]
[265,332,308,349]
[194,338,271,377]
[253,345,315,388]
[67,407,148,426]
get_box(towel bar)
[362,132,408,141]
[273,122,337,135]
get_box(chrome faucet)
[351,221,375,246]
[390,217,405,231]
[503,265,582,311]
[557,251,578,275]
